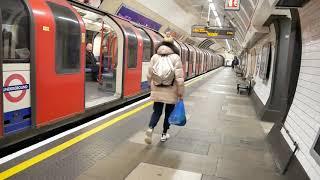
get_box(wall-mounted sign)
[164,27,184,40]
[116,4,162,31]
[76,0,103,8]
[191,25,235,39]
[225,0,241,11]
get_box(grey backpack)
[152,55,175,86]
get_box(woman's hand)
[178,94,184,100]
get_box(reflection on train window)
[137,28,151,62]
[0,0,30,62]
[154,34,163,51]
[47,2,81,74]
[123,26,138,68]
[145,29,162,53]
[182,44,188,63]
[173,41,181,55]
[190,47,195,64]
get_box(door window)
[137,28,151,62]
[0,0,30,62]
[47,2,81,74]
[123,26,138,68]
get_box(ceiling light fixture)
[208,2,222,27]
[213,10,218,17]
[216,18,222,27]
[209,3,216,11]
[226,39,231,50]
[208,1,229,50]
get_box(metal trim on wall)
[281,9,302,124]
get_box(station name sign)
[225,0,241,11]
[191,25,235,39]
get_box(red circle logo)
[4,74,28,103]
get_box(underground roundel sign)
[3,74,30,103]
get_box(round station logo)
[3,74,29,103]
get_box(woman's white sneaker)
[160,133,170,142]
[145,128,153,144]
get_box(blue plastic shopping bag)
[168,100,186,126]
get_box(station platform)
[0,68,285,180]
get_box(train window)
[137,28,152,62]
[0,0,30,62]
[47,2,81,74]
[123,26,137,68]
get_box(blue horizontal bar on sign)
[4,119,32,134]
[141,81,150,90]
[4,107,32,134]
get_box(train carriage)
[0,0,224,146]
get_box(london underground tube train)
[0,0,224,148]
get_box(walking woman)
[145,35,184,144]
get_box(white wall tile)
[282,2,320,176]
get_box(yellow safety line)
[0,102,153,180]
[0,71,214,180]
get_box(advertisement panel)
[116,4,162,31]
[164,27,184,40]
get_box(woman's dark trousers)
[149,102,175,133]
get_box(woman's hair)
[155,41,180,55]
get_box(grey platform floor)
[2,68,285,180]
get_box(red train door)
[113,18,143,97]
[29,0,86,126]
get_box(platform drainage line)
[0,101,153,180]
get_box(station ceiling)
[174,0,260,53]
[100,0,289,54]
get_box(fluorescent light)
[209,2,221,26]
[83,18,93,24]
[209,3,216,11]
[213,10,218,17]
[216,18,222,27]
[226,39,231,50]
[33,10,45,15]
[58,16,78,24]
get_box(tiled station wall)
[281,0,320,179]
[246,24,276,105]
